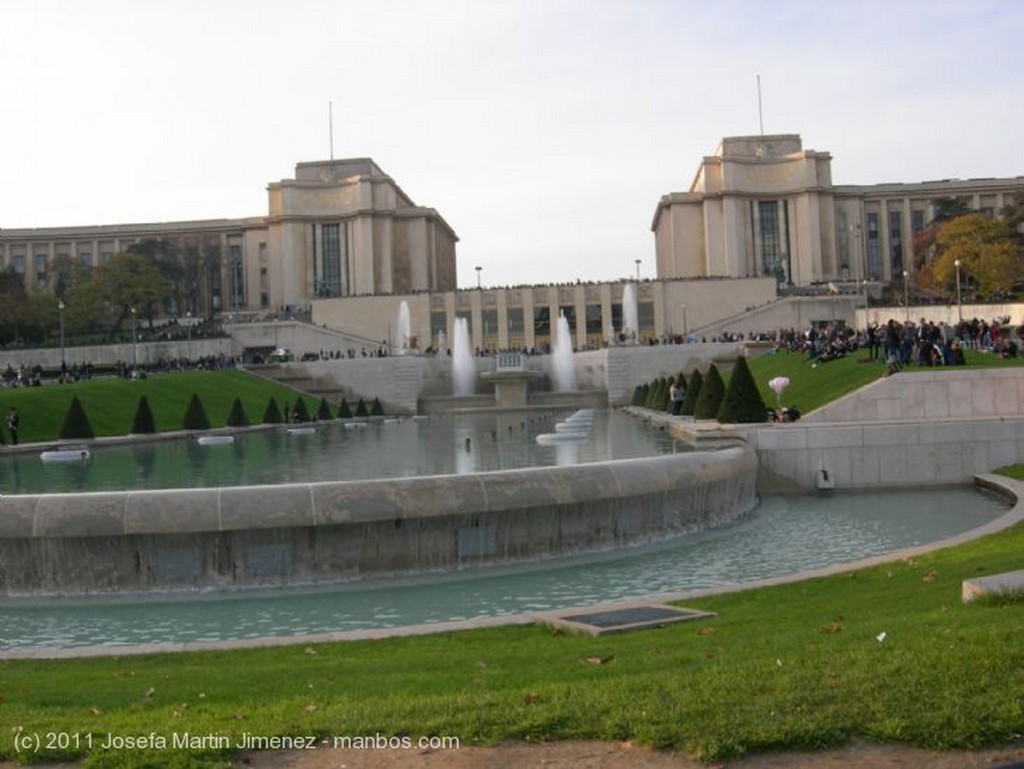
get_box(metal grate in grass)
[536,602,715,636]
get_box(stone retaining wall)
[0,446,757,595]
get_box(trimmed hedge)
[354,398,369,418]
[338,398,353,419]
[131,395,157,434]
[370,397,384,416]
[182,393,211,431]
[718,356,767,423]
[262,397,283,424]
[292,397,311,423]
[693,363,725,419]
[59,396,95,440]
[680,369,703,416]
[316,398,333,421]
[227,397,250,427]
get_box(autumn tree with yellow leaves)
[920,212,1021,300]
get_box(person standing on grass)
[7,406,19,445]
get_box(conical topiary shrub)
[370,397,384,416]
[644,377,663,409]
[717,356,768,423]
[660,376,675,412]
[292,397,311,423]
[59,395,95,440]
[630,385,644,406]
[316,397,333,421]
[131,395,157,434]
[262,397,283,424]
[354,398,369,417]
[337,398,353,419]
[693,364,725,420]
[680,369,703,416]
[227,397,250,427]
[182,393,211,431]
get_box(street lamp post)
[903,270,910,323]
[954,259,963,325]
[58,299,66,372]
[475,265,482,289]
[130,307,138,371]
[186,310,193,364]
[634,259,641,282]
[680,304,687,341]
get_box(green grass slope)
[0,371,321,444]
[745,347,1024,417]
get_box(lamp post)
[130,306,138,370]
[58,299,66,371]
[902,270,910,323]
[634,259,641,282]
[680,304,687,341]
[475,265,482,289]
[954,259,963,325]
[186,310,193,363]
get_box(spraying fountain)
[393,300,411,355]
[621,282,639,343]
[552,313,576,392]
[452,316,475,396]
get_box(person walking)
[7,406,20,445]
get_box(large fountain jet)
[621,282,639,343]
[552,313,576,392]
[452,317,475,396]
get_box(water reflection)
[0,411,681,494]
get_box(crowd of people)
[1,354,238,389]
[766,315,1023,373]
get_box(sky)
[1,0,1022,289]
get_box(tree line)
[0,238,225,347]
[913,193,1024,300]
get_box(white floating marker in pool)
[197,435,235,446]
[536,431,588,445]
[40,449,91,462]
[554,421,591,433]
[287,427,316,436]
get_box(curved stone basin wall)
[0,446,757,595]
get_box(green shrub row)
[630,357,766,423]
[56,394,388,440]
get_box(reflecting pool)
[0,486,1008,650]
[0,411,681,494]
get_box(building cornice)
[1,218,263,240]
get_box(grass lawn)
[744,347,1024,416]
[1,487,1021,766]
[0,371,325,444]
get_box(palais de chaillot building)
[2,136,1022,348]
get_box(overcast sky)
[2,0,1021,288]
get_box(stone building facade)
[0,158,458,314]
[311,277,777,354]
[652,134,1024,286]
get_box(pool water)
[0,410,681,494]
[0,486,1008,650]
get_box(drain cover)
[536,603,715,636]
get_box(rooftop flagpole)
[757,75,764,135]
[328,101,334,161]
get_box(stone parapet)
[0,446,757,595]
